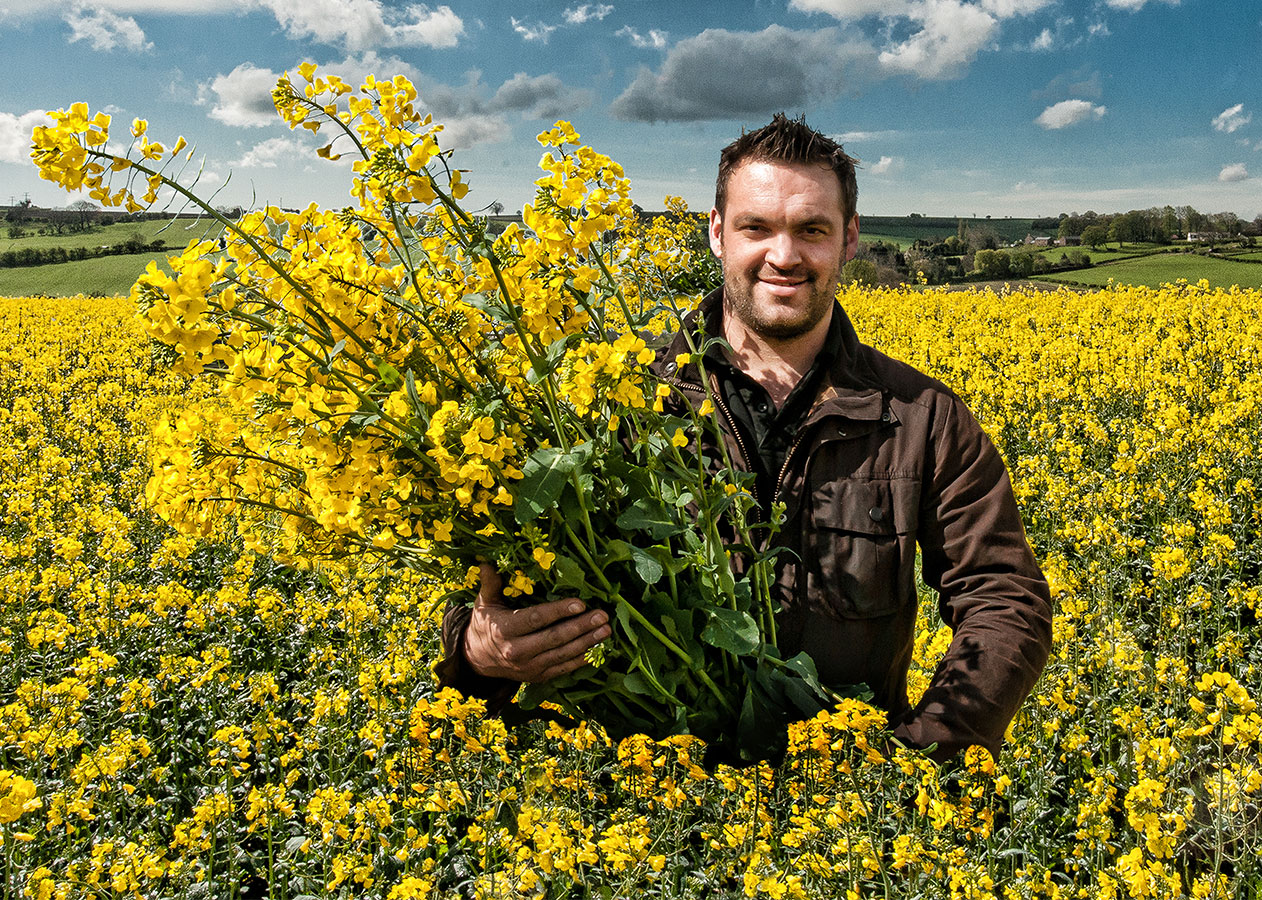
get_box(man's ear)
[844,214,860,262]
[708,207,724,259]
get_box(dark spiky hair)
[715,113,858,220]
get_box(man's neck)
[721,303,832,408]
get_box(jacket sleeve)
[891,392,1053,761]
[434,593,520,714]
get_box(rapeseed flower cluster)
[29,67,837,758]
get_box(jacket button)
[869,506,886,523]
[880,411,891,423]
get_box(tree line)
[0,233,166,269]
[1057,206,1260,246]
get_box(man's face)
[709,160,859,341]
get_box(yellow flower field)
[1,279,1259,899]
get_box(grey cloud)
[407,70,591,147]
[611,25,874,122]
[489,72,593,120]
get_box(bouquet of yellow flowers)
[31,66,837,762]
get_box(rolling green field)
[859,231,918,249]
[0,216,216,253]
[1035,251,1262,290]
[0,251,171,296]
[862,215,1041,245]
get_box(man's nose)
[764,232,802,269]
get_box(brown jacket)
[439,290,1052,760]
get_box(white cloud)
[234,136,310,168]
[1088,21,1110,36]
[0,109,52,164]
[1103,0,1179,10]
[1036,99,1107,129]
[878,0,998,79]
[64,7,152,51]
[1030,28,1053,50]
[790,0,1056,78]
[5,1,209,13]
[616,25,667,49]
[9,2,464,50]
[254,1,463,51]
[834,129,901,143]
[563,4,613,24]
[868,155,901,175]
[1213,104,1251,134]
[788,0,913,17]
[1219,163,1248,183]
[510,16,557,42]
[203,63,283,128]
[978,0,1053,15]
[790,0,1048,20]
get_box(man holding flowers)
[440,114,1052,762]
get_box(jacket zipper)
[670,377,754,475]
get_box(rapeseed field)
[1,279,1259,899]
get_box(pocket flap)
[810,477,919,535]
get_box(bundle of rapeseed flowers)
[29,66,834,762]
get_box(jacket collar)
[655,288,888,423]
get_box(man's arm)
[892,394,1053,761]
[434,563,611,709]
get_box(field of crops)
[1035,252,1262,290]
[2,278,1259,899]
[0,252,172,297]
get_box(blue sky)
[1,0,1259,220]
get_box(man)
[438,114,1052,761]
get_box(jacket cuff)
[436,593,520,715]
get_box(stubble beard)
[722,267,839,341]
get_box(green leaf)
[550,553,587,592]
[376,359,401,388]
[629,546,663,585]
[622,671,653,696]
[701,606,759,655]
[616,501,683,540]
[514,444,589,523]
[614,600,637,647]
[404,368,422,410]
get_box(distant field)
[862,215,1042,245]
[0,251,170,296]
[859,231,918,249]
[0,217,216,253]
[1028,242,1171,262]
[1035,252,1262,290]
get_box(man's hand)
[463,563,611,682]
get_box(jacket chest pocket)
[804,477,920,619]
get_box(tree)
[1081,224,1109,250]
[1008,250,1036,278]
[841,258,878,286]
[973,249,1010,278]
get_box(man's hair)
[715,113,859,220]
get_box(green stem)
[560,523,690,665]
